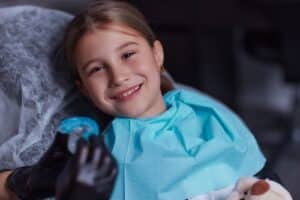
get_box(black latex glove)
[6,132,71,200]
[56,135,117,200]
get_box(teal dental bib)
[104,89,266,200]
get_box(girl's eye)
[122,51,135,60]
[88,65,103,76]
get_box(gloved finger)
[107,167,117,181]
[75,138,89,166]
[95,167,117,193]
[95,136,108,151]
[96,160,117,180]
[96,154,116,179]
[87,135,102,164]
[49,132,70,156]
[89,136,112,167]
[91,146,102,169]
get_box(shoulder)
[164,88,234,115]
[165,88,252,135]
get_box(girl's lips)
[113,83,143,101]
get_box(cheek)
[83,78,106,96]
[132,54,161,75]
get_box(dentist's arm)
[3,133,71,200]
[0,171,17,200]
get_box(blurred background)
[1,0,299,198]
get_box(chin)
[120,112,143,118]
[118,109,148,118]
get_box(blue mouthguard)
[58,117,100,140]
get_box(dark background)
[1,0,300,198]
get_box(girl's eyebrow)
[116,41,138,51]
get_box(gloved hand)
[56,135,117,200]
[6,132,71,200]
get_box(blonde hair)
[63,0,156,77]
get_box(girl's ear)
[153,40,164,70]
[75,80,89,97]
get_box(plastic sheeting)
[0,5,100,170]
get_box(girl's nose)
[109,66,130,87]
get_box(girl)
[61,0,269,199]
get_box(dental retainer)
[57,117,100,153]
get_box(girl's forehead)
[78,23,145,51]
[92,23,141,38]
[75,23,142,54]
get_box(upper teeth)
[121,85,140,97]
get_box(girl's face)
[74,23,166,118]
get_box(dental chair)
[0,5,99,169]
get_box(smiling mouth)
[113,83,143,101]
